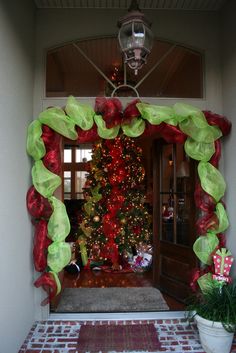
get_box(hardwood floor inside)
[51,268,185,311]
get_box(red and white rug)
[77,323,161,352]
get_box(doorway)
[50,133,194,313]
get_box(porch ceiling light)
[117,0,153,75]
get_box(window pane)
[46,38,203,98]
[161,193,174,243]
[64,149,72,163]
[64,171,71,178]
[76,171,88,193]
[64,179,71,192]
[76,192,84,200]
[64,193,71,200]
[76,148,92,163]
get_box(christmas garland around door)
[26,96,232,305]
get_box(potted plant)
[187,246,236,353]
[187,279,236,353]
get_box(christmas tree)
[78,134,152,270]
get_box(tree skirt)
[77,323,162,353]
[54,287,169,312]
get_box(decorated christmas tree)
[78,134,152,270]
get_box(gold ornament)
[93,215,100,222]
[120,218,127,224]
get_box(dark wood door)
[152,140,197,302]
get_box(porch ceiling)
[34,0,227,11]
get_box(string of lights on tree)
[78,134,152,269]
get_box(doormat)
[54,287,169,312]
[77,323,161,353]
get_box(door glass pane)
[76,171,88,194]
[161,145,174,192]
[64,193,71,200]
[64,149,72,163]
[176,195,190,246]
[64,171,71,178]
[64,171,71,197]
[64,178,71,192]
[161,193,174,243]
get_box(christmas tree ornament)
[93,215,100,222]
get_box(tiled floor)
[18,317,236,353]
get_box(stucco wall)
[0,1,36,352]
[221,0,236,274]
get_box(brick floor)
[19,318,236,353]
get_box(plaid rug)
[77,323,161,353]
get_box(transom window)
[46,37,203,98]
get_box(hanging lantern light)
[117,0,153,75]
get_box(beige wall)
[0,1,36,352]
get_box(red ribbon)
[161,124,187,144]
[95,98,141,128]
[190,265,214,292]
[195,212,219,235]
[26,185,52,219]
[43,150,61,175]
[210,139,221,168]
[34,272,58,306]
[194,181,216,213]
[141,122,165,137]
[42,125,61,151]
[204,110,232,136]
[33,220,51,272]
[77,124,99,143]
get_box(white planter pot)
[195,314,234,353]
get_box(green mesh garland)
[32,160,61,199]
[198,161,226,202]
[26,97,231,299]
[47,196,71,242]
[65,95,94,130]
[26,120,46,161]
[39,107,78,140]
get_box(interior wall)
[221,0,236,274]
[0,1,36,352]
